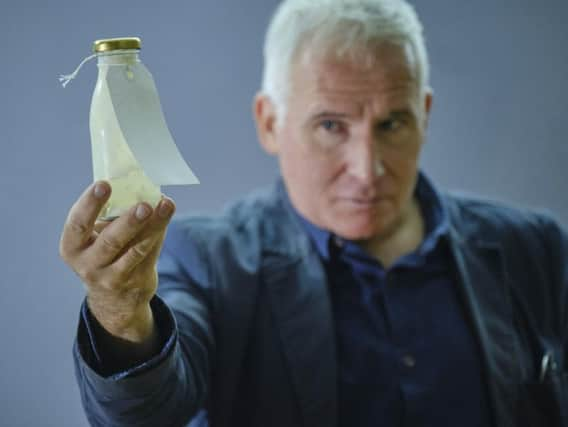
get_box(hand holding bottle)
[59,181,175,344]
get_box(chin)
[330,211,398,241]
[325,198,399,238]
[332,221,383,241]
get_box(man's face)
[256,43,432,241]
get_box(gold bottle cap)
[92,37,141,53]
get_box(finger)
[60,181,111,258]
[155,195,176,221]
[94,219,113,234]
[109,230,163,277]
[87,201,155,267]
[107,197,174,274]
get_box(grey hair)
[261,0,430,119]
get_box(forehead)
[291,42,419,108]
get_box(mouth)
[350,198,379,205]
[339,197,387,208]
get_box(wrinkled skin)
[255,42,433,263]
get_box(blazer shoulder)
[162,185,282,272]
[443,191,565,241]
[168,185,278,239]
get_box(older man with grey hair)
[62,0,568,426]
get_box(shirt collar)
[415,171,450,257]
[286,171,449,262]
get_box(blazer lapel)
[448,229,519,427]
[262,237,338,427]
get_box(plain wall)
[0,0,566,426]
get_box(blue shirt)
[292,172,494,427]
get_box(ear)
[253,93,280,155]
[422,88,434,127]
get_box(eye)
[320,119,343,133]
[378,119,402,132]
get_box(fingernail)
[135,204,150,220]
[158,201,172,218]
[94,183,107,199]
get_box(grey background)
[0,0,566,426]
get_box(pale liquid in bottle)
[89,51,162,219]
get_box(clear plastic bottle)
[89,38,162,219]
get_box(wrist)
[87,295,155,343]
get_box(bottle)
[60,37,199,218]
[90,37,162,219]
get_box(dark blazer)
[74,180,568,427]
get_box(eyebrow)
[307,109,414,124]
[386,110,414,121]
[305,111,351,126]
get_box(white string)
[58,54,97,88]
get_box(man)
[60,0,568,426]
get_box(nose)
[347,133,385,184]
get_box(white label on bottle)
[105,63,199,186]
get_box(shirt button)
[333,236,344,248]
[401,354,416,368]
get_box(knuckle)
[128,244,148,262]
[67,217,89,236]
[100,234,123,253]
[126,234,159,263]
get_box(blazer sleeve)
[72,218,215,427]
[537,214,568,370]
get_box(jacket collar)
[444,199,519,427]
[258,178,338,427]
